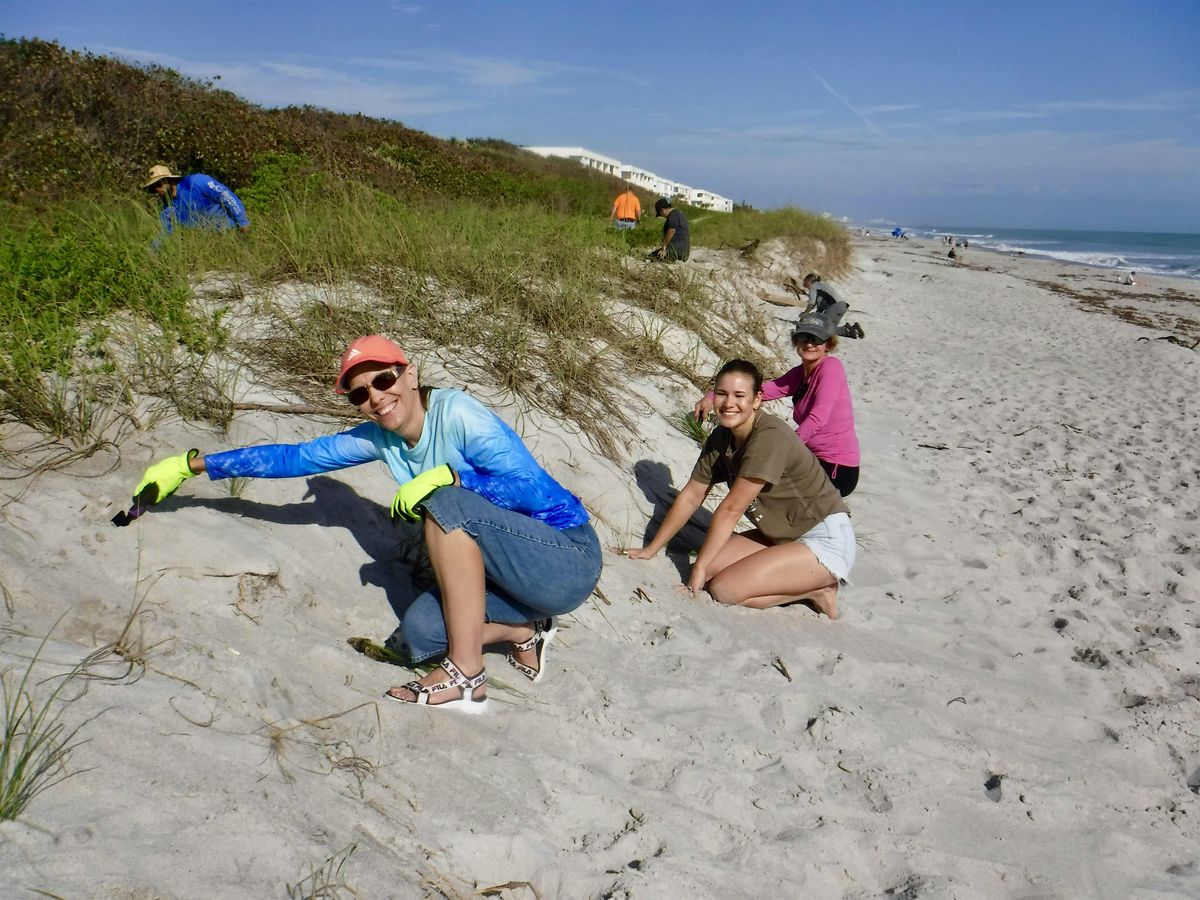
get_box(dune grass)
[1,174,848,462]
[0,628,90,822]
[286,842,359,900]
[0,183,806,458]
[0,39,851,460]
[691,206,853,273]
[672,408,713,447]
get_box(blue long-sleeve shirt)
[159,173,249,235]
[204,388,589,530]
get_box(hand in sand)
[611,545,656,560]
[692,395,714,423]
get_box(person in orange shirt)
[610,186,641,229]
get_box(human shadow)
[632,458,712,583]
[159,476,424,648]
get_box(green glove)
[134,449,199,505]
[391,464,455,522]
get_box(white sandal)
[507,618,557,684]
[385,657,490,714]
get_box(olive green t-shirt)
[690,411,849,542]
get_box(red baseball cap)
[335,336,409,393]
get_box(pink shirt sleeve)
[761,365,805,402]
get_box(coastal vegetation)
[0,626,89,823]
[0,37,850,460]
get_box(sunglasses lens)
[347,368,400,405]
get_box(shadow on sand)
[632,458,712,583]
[155,475,423,659]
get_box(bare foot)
[806,585,839,620]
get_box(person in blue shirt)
[128,335,602,714]
[144,165,250,240]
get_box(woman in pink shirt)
[695,311,860,495]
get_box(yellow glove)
[390,464,455,522]
[133,449,199,505]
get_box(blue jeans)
[395,486,602,662]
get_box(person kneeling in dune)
[126,335,601,713]
[622,359,855,617]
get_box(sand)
[1,235,1198,899]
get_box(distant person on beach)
[1123,270,1137,285]
[125,335,601,714]
[694,311,861,496]
[624,359,854,617]
[797,274,863,340]
[144,165,249,240]
[649,198,690,261]
[610,186,641,230]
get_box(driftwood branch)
[1136,335,1200,350]
[232,402,357,418]
[782,275,806,303]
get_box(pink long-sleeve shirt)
[761,356,860,467]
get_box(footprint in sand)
[1071,646,1110,669]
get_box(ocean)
[905,226,1200,280]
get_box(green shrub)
[0,37,848,457]
[239,151,324,213]
[0,198,199,434]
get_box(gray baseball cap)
[792,311,835,342]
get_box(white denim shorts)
[797,511,856,584]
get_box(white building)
[526,146,732,212]
[524,146,622,178]
[685,188,734,213]
[618,164,671,197]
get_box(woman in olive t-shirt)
[624,360,856,618]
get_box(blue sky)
[4,0,1198,231]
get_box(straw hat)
[143,165,183,190]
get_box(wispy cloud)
[936,89,1200,125]
[808,69,892,139]
[351,52,648,90]
[261,62,340,82]
[936,109,1049,124]
[91,45,468,117]
[352,53,547,88]
[670,122,877,149]
[860,104,922,116]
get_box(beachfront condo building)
[524,146,733,212]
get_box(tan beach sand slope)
[1,237,1197,898]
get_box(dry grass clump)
[286,842,360,900]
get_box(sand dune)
[1,236,1197,898]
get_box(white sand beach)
[2,236,1198,898]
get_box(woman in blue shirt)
[130,335,602,713]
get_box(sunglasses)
[794,333,825,346]
[346,366,403,406]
